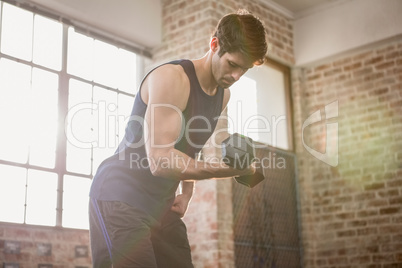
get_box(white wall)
[294,0,402,65]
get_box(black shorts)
[89,198,193,268]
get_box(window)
[0,1,144,229]
[228,59,293,151]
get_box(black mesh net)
[232,146,302,268]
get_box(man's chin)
[220,81,232,88]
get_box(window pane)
[0,165,26,223]
[228,65,290,150]
[93,40,119,88]
[228,76,258,141]
[0,59,31,163]
[67,27,94,80]
[28,68,59,168]
[25,169,57,226]
[117,49,137,94]
[0,3,33,61]
[33,14,63,70]
[66,79,93,174]
[260,66,288,149]
[62,175,91,229]
[92,87,118,173]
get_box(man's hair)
[212,9,268,65]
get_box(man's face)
[211,48,254,89]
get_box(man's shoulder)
[146,61,190,110]
[149,61,189,88]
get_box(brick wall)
[152,0,294,65]
[0,223,91,267]
[292,40,402,267]
[152,0,295,267]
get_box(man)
[89,9,267,268]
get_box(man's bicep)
[144,103,183,155]
[143,65,188,163]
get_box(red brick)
[353,67,373,77]
[344,62,362,71]
[334,195,353,203]
[383,263,402,268]
[365,245,380,254]
[364,72,385,82]
[354,51,374,61]
[308,73,321,81]
[368,217,391,226]
[385,51,400,60]
[324,68,343,77]
[381,243,402,253]
[368,265,383,268]
[367,199,388,207]
[317,249,336,258]
[315,259,327,266]
[337,229,356,238]
[368,87,389,96]
[380,207,400,215]
[322,205,342,214]
[335,212,355,220]
[379,225,402,234]
[328,256,348,265]
[390,197,402,205]
[324,222,345,230]
[338,247,358,256]
[357,210,379,218]
[393,234,402,243]
[372,254,395,263]
[365,56,384,65]
[376,61,395,70]
[390,99,402,108]
[314,64,332,72]
[357,227,378,236]
[350,255,371,264]
[355,192,376,201]
[347,220,367,227]
[364,182,385,191]
[376,45,396,54]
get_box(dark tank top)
[89,59,224,219]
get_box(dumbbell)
[221,133,265,188]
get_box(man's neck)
[191,52,218,96]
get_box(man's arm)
[171,181,195,217]
[143,64,254,181]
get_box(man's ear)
[210,37,219,52]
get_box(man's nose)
[231,69,244,82]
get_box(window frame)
[0,0,149,228]
[227,56,294,151]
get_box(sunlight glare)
[0,165,26,223]
[0,59,31,163]
[62,175,91,229]
[33,14,63,70]
[25,170,57,226]
[0,3,33,61]
[28,68,59,168]
[228,76,258,141]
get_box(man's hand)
[171,193,191,218]
[171,181,194,218]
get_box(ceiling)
[25,0,337,50]
[28,0,162,49]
